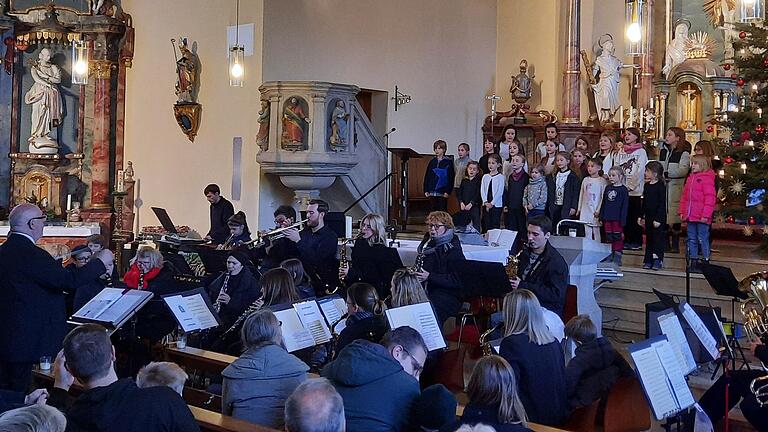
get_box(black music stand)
[387,147,422,231]
[701,262,751,372]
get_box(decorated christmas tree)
[713,23,768,245]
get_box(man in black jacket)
[509,215,569,317]
[0,203,111,391]
[285,199,339,295]
[203,184,235,245]
[49,324,199,432]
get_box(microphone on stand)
[383,128,397,138]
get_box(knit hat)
[71,244,91,258]
[411,384,457,431]
[228,211,247,227]
[227,250,250,267]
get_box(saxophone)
[328,313,350,360]
[220,295,264,339]
[212,272,231,314]
[479,323,504,356]
[409,232,431,274]
[505,247,526,280]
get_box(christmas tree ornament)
[738,77,746,86]
[757,124,766,134]
[725,156,735,164]
[762,225,768,235]
[764,56,768,67]
[731,73,739,79]
[744,226,754,236]
[724,63,732,71]
[716,214,726,224]
[727,215,735,223]
[730,179,746,194]
[750,216,757,225]
[740,31,747,39]
[707,125,714,133]
[741,131,752,141]
[762,141,768,154]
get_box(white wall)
[122,0,264,236]
[262,0,498,160]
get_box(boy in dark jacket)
[504,154,530,234]
[564,315,633,411]
[423,140,455,212]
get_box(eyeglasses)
[27,215,46,230]
[401,346,425,377]
[428,224,445,230]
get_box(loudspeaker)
[645,301,722,363]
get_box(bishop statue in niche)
[329,100,349,151]
[281,97,310,151]
[25,48,63,155]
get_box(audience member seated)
[49,324,199,432]
[0,389,48,415]
[65,245,91,271]
[222,309,308,429]
[126,246,180,342]
[284,378,345,432]
[135,362,188,397]
[563,315,633,412]
[205,251,261,332]
[322,326,427,432]
[261,267,300,309]
[444,355,531,432]
[452,212,487,246]
[73,254,123,312]
[508,215,568,317]
[389,268,430,308]
[217,211,252,250]
[280,258,314,299]
[454,425,496,432]
[414,211,467,327]
[339,213,403,299]
[412,384,457,432]
[0,404,66,432]
[499,290,567,426]
[336,282,388,354]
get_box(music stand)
[458,260,512,298]
[151,207,178,233]
[701,262,751,372]
[197,249,229,274]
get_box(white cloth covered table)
[392,239,510,266]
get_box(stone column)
[562,0,581,124]
[638,0,654,108]
[90,59,115,210]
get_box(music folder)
[629,335,696,421]
[317,295,348,334]
[69,288,154,334]
[271,303,316,353]
[162,288,221,333]
[385,302,446,351]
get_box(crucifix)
[486,94,501,118]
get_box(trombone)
[243,218,309,249]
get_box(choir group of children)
[423,123,718,271]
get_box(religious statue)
[70,202,81,222]
[173,38,198,104]
[509,60,533,104]
[255,100,270,151]
[663,21,690,79]
[591,35,623,124]
[124,161,134,181]
[24,48,62,155]
[281,97,310,151]
[329,100,349,151]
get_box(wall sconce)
[625,0,645,55]
[392,85,411,111]
[71,38,89,85]
[739,0,764,23]
[229,0,244,87]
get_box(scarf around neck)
[623,142,643,154]
[423,229,455,255]
[511,170,524,182]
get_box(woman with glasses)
[413,211,466,327]
[499,289,567,427]
[338,213,403,299]
[335,282,388,355]
[128,246,182,343]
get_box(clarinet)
[220,295,264,338]
[212,272,231,314]
[138,271,145,289]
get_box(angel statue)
[173,38,198,104]
[590,35,626,124]
[24,48,62,154]
[663,21,690,79]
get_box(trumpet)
[243,218,309,249]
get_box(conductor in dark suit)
[0,204,112,392]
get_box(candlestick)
[718,169,725,178]
[66,194,72,212]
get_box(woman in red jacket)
[678,154,716,272]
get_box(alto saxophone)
[479,323,504,356]
[409,232,431,274]
[505,241,530,280]
[212,272,231,314]
[328,313,350,360]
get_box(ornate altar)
[0,0,135,237]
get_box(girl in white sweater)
[481,153,505,231]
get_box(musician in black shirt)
[204,184,235,245]
[284,199,339,296]
[339,213,403,299]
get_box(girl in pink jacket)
[678,154,716,271]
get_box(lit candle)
[749,140,755,147]
[116,170,125,192]
[67,194,72,212]
[741,162,747,174]
[640,108,645,129]
[714,92,721,110]
[759,108,763,118]
[650,97,655,110]
[718,169,725,178]
[345,216,353,239]
[619,105,624,129]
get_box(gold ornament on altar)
[703,0,736,26]
[761,141,768,155]
[730,179,746,194]
[716,214,726,224]
[744,226,754,236]
[685,32,717,59]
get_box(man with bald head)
[0,204,113,391]
[284,378,345,432]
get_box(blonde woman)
[338,213,403,298]
[448,355,531,432]
[389,268,429,308]
[499,289,567,426]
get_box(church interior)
[2,0,768,431]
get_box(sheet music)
[274,308,315,353]
[163,293,219,333]
[385,302,446,351]
[713,309,733,358]
[630,340,679,420]
[294,300,332,344]
[680,303,719,360]
[318,296,347,334]
[490,338,502,354]
[73,288,124,320]
[651,339,696,410]
[658,312,697,374]
[96,290,153,325]
[486,229,517,248]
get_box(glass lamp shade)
[740,0,764,23]
[229,45,245,87]
[71,39,89,85]
[625,0,645,55]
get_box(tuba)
[738,271,768,406]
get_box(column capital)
[92,60,117,79]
